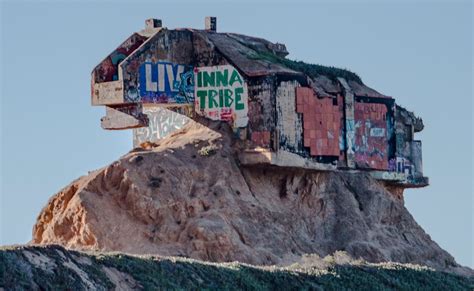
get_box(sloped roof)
[310,75,340,98]
[195,30,389,99]
[348,80,389,99]
[198,31,303,78]
[92,25,390,100]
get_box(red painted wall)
[353,102,389,170]
[296,87,341,157]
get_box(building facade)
[91,18,428,187]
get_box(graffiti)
[379,171,406,181]
[194,65,248,127]
[133,106,192,147]
[295,83,393,170]
[93,33,148,83]
[388,158,396,171]
[353,102,389,170]
[370,127,385,137]
[346,119,356,155]
[389,157,413,175]
[137,62,194,104]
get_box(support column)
[338,78,355,169]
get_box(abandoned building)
[91,17,428,187]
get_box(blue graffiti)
[173,70,195,103]
[345,119,355,154]
[138,62,194,103]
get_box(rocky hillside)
[32,119,472,277]
[1,245,472,290]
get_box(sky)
[0,0,472,267]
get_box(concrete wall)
[91,27,426,186]
[120,30,195,104]
[93,33,148,84]
[287,81,414,174]
[247,77,277,149]
[194,65,249,128]
[390,106,424,182]
[276,81,303,154]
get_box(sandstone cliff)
[31,119,471,276]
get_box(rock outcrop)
[32,119,471,276]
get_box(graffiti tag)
[194,65,248,127]
[133,106,191,147]
[138,62,194,104]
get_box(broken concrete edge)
[100,104,149,130]
[101,103,192,130]
[238,149,428,188]
[239,149,337,171]
[92,80,123,106]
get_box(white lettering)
[158,63,165,92]
[145,63,157,92]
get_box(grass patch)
[1,245,473,290]
[248,51,363,84]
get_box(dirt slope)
[31,120,472,276]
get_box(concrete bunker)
[91,17,428,188]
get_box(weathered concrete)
[276,80,302,152]
[92,80,123,105]
[133,106,192,147]
[101,104,148,130]
[239,149,336,171]
[205,16,216,31]
[338,78,356,168]
[90,19,429,187]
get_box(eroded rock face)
[32,121,466,274]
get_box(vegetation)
[248,51,363,84]
[1,245,472,290]
[198,144,218,156]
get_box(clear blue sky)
[1,1,472,267]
